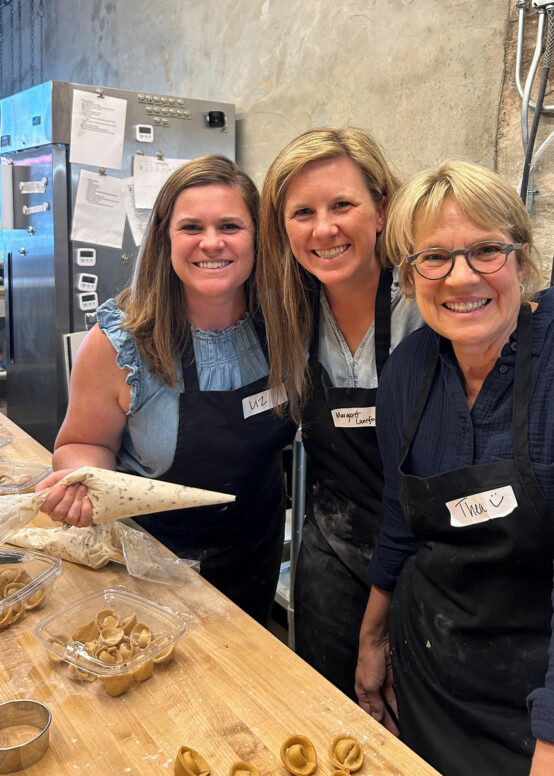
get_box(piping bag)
[0,466,235,544]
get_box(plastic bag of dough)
[8,522,124,568]
[117,522,199,584]
[8,522,200,583]
[0,466,234,543]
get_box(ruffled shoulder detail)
[96,299,143,414]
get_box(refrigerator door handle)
[5,251,14,364]
[0,161,14,230]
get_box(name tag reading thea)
[242,384,287,419]
[447,485,518,527]
[331,407,376,428]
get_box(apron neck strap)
[511,302,533,460]
[250,309,270,361]
[181,334,200,392]
[398,336,440,467]
[308,284,321,362]
[374,269,393,377]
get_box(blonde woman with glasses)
[355,160,554,776]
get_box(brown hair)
[385,159,542,300]
[256,127,399,422]
[117,155,259,385]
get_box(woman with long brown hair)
[256,128,421,697]
[38,154,296,625]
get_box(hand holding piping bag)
[0,466,234,542]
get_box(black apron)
[136,316,296,625]
[294,270,392,698]
[390,303,553,775]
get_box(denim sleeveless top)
[96,299,269,478]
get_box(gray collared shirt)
[318,272,423,388]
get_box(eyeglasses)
[408,241,523,280]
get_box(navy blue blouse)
[369,285,554,743]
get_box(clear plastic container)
[33,587,189,695]
[0,546,62,628]
[0,461,51,494]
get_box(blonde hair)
[256,127,399,422]
[385,159,542,300]
[117,155,259,385]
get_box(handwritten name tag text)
[242,384,287,419]
[447,485,518,527]
[331,406,376,428]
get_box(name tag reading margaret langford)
[447,485,518,527]
[242,383,287,419]
[331,407,376,428]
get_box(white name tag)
[242,383,287,419]
[447,485,518,527]
[331,406,376,428]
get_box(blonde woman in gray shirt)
[256,128,421,700]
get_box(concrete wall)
[42,0,509,179]
[4,0,553,277]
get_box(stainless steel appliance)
[0,81,235,449]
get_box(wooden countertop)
[0,413,441,776]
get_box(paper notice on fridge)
[120,177,151,246]
[69,89,127,169]
[71,170,126,249]
[133,155,189,209]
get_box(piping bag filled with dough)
[0,466,235,543]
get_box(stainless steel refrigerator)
[0,80,236,449]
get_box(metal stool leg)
[288,430,306,650]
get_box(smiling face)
[283,156,385,292]
[411,199,526,358]
[168,183,255,312]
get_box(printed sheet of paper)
[70,89,127,169]
[120,177,151,246]
[133,155,189,209]
[71,169,126,249]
